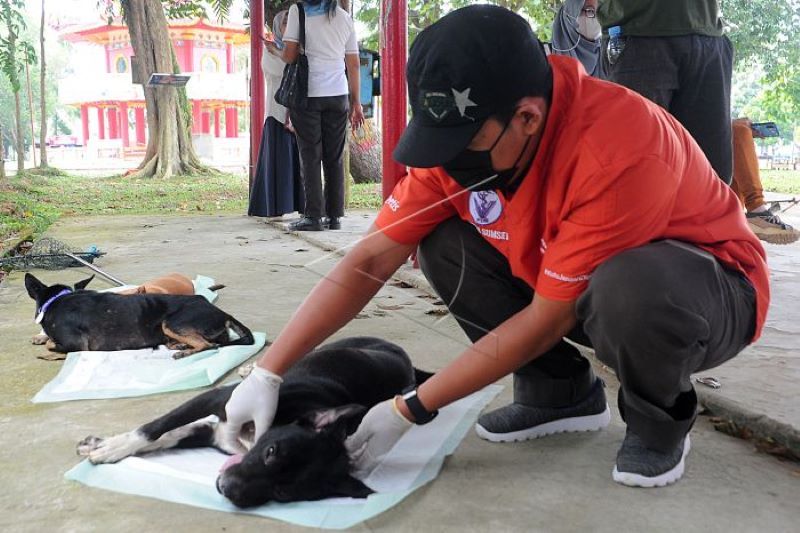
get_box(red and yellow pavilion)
[60,18,249,157]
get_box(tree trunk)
[25,61,37,168]
[0,121,6,183]
[122,0,209,179]
[14,90,24,172]
[39,0,48,168]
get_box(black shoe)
[613,430,691,487]
[288,216,323,232]
[475,378,610,442]
[326,217,341,230]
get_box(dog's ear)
[303,404,368,438]
[24,273,46,300]
[74,275,95,291]
[330,475,373,499]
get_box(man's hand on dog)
[220,366,283,453]
[345,397,413,478]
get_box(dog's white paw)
[213,423,249,455]
[76,435,104,456]
[87,431,150,464]
[237,362,254,378]
[31,333,49,345]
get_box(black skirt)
[248,116,305,217]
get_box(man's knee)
[418,218,477,280]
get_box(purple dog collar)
[35,289,72,324]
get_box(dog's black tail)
[223,317,255,346]
[413,367,435,385]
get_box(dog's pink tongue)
[220,453,244,472]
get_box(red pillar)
[134,107,146,145]
[192,101,202,134]
[226,42,234,74]
[250,0,266,187]
[225,107,238,138]
[81,105,90,145]
[108,107,119,139]
[120,103,130,147]
[380,0,408,199]
[97,107,106,140]
[185,40,195,72]
[201,112,211,134]
[214,108,221,137]
[105,45,112,73]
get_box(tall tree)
[39,0,47,167]
[118,0,205,178]
[0,0,36,173]
[722,0,800,136]
[0,119,5,182]
[100,0,236,178]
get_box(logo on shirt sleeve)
[469,191,502,226]
[385,195,400,212]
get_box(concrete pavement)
[0,213,797,532]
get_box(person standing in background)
[551,0,604,78]
[598,0,734,184]
[271,0,364,232]
[731,118,799,244]
[248,11,305,219]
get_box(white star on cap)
[452,87,477,120]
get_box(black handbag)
[274,2,308,109]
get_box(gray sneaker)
[613,430,691,487]
[475,378,611,442]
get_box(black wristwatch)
[401,387,439,425]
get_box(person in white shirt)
[248,10,305,219]
[269,0,364,231]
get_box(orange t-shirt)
[375,56,770,340]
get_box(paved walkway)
[0,213,797,532]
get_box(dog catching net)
[0,237,103,271]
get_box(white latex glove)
[345,397,413,479]
[218,366,282,453]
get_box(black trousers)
[289,95,349,218]
[602,34,734,184]
[418,218,756,452]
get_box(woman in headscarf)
[248,10,305,219]
[551,0,604,78]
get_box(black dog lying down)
[77,337,431,507]
[24,273,253,359]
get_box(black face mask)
[443,119,530,192]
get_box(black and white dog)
[77,337,431,507]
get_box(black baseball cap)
[393,5,553,169]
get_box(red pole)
[250,0,266,189]
[134,107,146,145]
[97,107,106,140]
[192,100,202,134]
[80,105,90,145]
[120,103,130,147]
[108,107,119,139]
[225,107,238,138]
[380,0,408,200]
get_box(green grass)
[349,182,383,209]
[1,171,250,252]
[761,169,800,195]
[0,171,385,253]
